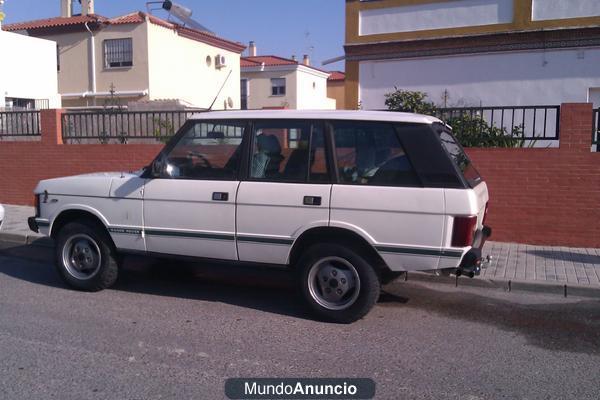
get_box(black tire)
[54,219,119,291]
[297,243,381,323]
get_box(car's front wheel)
[298,243,380,323]
[55,220,119,291]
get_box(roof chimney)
[61,0,73,17]
[302,54,310,66]
[82,0,95,15]
[291,55,297,61]
[249,41,257,57]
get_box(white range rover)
[29,110,490,323]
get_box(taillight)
[451,216,477,247]
[34,194,40,217]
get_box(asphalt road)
[0,244,599,400]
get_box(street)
[0,248,599,400]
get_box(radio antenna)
[208,70,232,111]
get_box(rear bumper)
[457,225,492,278]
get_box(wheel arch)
[287,226,389,273]
[50,206,111,242]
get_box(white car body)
[31,110,489,274]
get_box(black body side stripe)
[236,236,294,245]
[144,229,234,241]
[375,246,463,258]
[107,226,293,245]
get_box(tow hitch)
[455,225,492,278]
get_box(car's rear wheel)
[55,220,119,291]
[298,243,380,323]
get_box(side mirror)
[151,154,179,178]
[151,155,166,178]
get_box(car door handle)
[212,192,229,201]
[303,196,322,206]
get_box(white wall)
[359,47,600,109]
[147,23,241,109]
[359,0,513,36]
[0,31,61,108]
[532,0,600,21]
[241,66,335,110]
[295,67,336,110]
[242,68,298,109]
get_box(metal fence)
[0,111,41,140]
[61,109,204,144]
[594,108,599,152]
[436,105,561,144]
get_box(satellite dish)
[227,97,234,109]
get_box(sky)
[2,0,346,70]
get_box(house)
[0,30,61,109]
[3,0,245,109]
[240,42,336,110]
[344,0,600,109]
[327,71,346,110]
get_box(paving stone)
[2,204,600,289]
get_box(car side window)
[163,120,245,180]
[332,121,420,187]
[250,120,330,183]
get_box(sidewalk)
[0,204,46,244]
[1,204,600,298]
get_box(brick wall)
[0,109,162,206]
[466,103,600,247]
[0,105,598,247]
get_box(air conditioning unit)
[215,55,227,69]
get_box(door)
[143,119,247,260]
[236,120,332,265]
[329,120,446,271]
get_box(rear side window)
[438,129,482,187]
[250,120,330,183]
[331,121,420,187]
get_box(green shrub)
[444,113,523,148]
[384,87,437,115]
[384,88,524,148]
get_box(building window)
[241,79,249,110]
[57,44,60,71]
[104,38,133,68]
[271,78,286,96]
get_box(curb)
[403,271,600,300]
[0,231,54,247]
[1,231,600,299]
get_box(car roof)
[188,110,442,125]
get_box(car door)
[329,120,446,271]
[236,119,332,265]
[143,119,247,260]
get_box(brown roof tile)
[3,11,245,53]
[3,14,106,31]
[241,56,329,74]
[327,71,345,81]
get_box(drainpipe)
[84,22,97,106]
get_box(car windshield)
[438,127,482,187]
